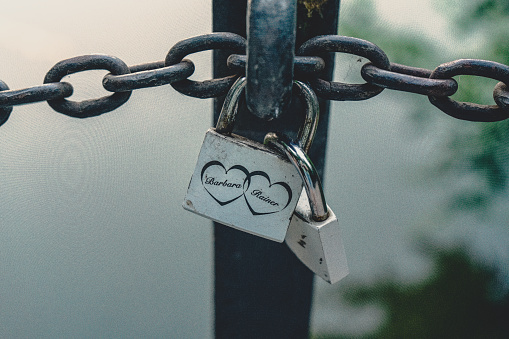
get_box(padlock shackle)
[215,77,319,153]
[215,77,247,135]
[294,80,320,153]
[265,132,329,222]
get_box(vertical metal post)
[213,1,340,338]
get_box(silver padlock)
[265,133,349,283]
[183,77,320,242]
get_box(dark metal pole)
[213,1,340,338]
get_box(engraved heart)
[243,171,293,215]
[201,161,249,206]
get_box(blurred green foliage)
[338,0,438,68]
[313,1,509,337]
[315,241,509,338]
[339,0,509,216]
[434,0,509,216]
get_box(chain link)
[0,80,13,126]
[297,35,391,101]
[428,59,509,122]
[1,32,509,126]
[494,82,509,109]
[43,54,132,118]
[361,63,458,97]
[103,60,195,92]
[165,32,246,98]
[0,83,73,108]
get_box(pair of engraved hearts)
[200,161,292,215]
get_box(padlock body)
[285,192,349,283]
[183,128,303,242]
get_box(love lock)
[183,77,320,242]
[265,133,349,283]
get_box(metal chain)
[2,32,509,127]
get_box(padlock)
[183,77,320,242]
[265,133,349,283]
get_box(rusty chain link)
[297,35,391,101]
[0,80,13,126]
[43,54,132,118]
[428,59,509,122]
[2,32,509,126]
[165,33,246,98]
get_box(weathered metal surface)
[165,33,246,98]
[0,82,73,107]
[103,59,195,92]
[361,63,458,96]
[3,32,509,123]
[246,0,297,120]
[494,82,509,109]
[298,34,390,101]
[389,63,434,77]
[227,54,325,74]
[43,54,132,118]
[0,80,13,126]
[429,59,509,121]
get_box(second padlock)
[265,132,349,283]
